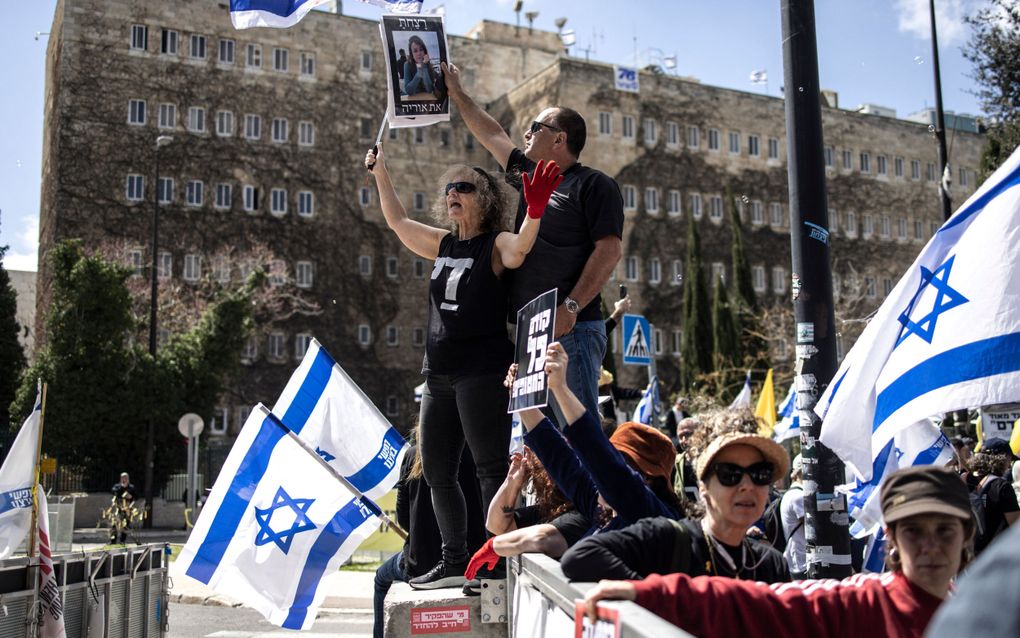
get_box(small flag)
[36,485,66,638]
[862,528,886,574]
[633,377,659,426]
[755,369,776,437]
[178,405,383,629]
[773,384,800,442]
[749,69,767,84]
[729,371,752,409]
[229,0,333,29]
[0,388,42,558]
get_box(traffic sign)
[177,413,204,438]
[622,314,652,366]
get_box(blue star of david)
[895,255,969,347]
[253,487,316,554]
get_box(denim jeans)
[419,371,511,564]
[548,320,607,428]
[373,552,406,638]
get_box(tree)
[727,191,770,375]
[711,276,741,400]
[10,240,261,491]
[0,243,26,429]
[680,215,713,391]
[964,0,1020,178]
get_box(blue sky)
[0,0,992,271]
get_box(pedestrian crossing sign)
[622,314,652,366]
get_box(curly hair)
[969,452,1012,478]
[431,165,514,235]
[685,407,762,474]
[521,448,574,521]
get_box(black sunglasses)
[710,461,775,487]
[529,120,562,134]
[445,181,477,195]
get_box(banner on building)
[509,289,557,413]
[380,14,451,128]
[614,65,639,93]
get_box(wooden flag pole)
[28,381,48,558]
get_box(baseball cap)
[880,465,972,524]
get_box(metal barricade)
[507,553,693,638]
[0,543,169,638]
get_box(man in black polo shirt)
[442,61,624,422]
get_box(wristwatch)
[564,297,580,314]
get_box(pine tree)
[728,190,771,376]
[0,244,27,429]
[681,214,713,391]
[711,276,741,400]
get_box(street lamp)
[143,133,173,527]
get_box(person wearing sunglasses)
[583,465,976,638]
[559,413,791,584]
[441,61,624,426]
[364,144,562,590]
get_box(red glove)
[464,538,499,580]
[522,160,564,219]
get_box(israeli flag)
[773,384,799,442]
[817,146,1020,480]
[0,388,41,558]
[632,376,659,425]
[273,339,407,501]
[229,0,331,29]
[729,372,752,409]
[355,0,424,12]
[178,404,382,629]
[841,419,954,539]
[862,529,886,574]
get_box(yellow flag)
[975,415,983,452]
[755,369,776,437]
[1010,417,1020,456]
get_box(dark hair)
[432,165,513,234]
[408,36,427,56]
[522,448,574,521]
[548,106,587,157]
[969,452,1012,478]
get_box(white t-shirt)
[780,484,806,573]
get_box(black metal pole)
[143,140,161,528]
[780,0,851,579]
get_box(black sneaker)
[408,559,469,590]
[462,561,506,596]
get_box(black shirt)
[504,149,624,322]
[973,475,1020,553]
[424,232,513,375]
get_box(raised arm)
[495,160,563,269]
[485,453,528,535]
[365,144,446,260]
[442,62,515,168]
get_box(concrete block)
[384,582,508,638]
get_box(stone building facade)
[38,0,984,448]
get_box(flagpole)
[28,381,47,558]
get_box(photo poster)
[573,600,621,638]
[379,14,451,129]
[508,289,557,414]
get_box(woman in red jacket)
[583,465,974,638]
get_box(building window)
[644,187,659,214]
[413,192,426,212]
[709,196,723,220]
[865,276,877,299]
[842,149,853,170]
[824,146,834,167]
[845,211,857,236]
[414,258,425,278]
[414,128,425,144]
[294,333,312,360]
[386,325,399,347]
[216,110,234,136]
[672,330,682,355]
[360,50,372,71]
[930,220,940,236]
[687,126,700,148]
[769,202,783,228]
[671,259,683,286]
[125,174,145,201]
[862,213,874,238]
[711,262,726,284]
[386,256,398,278]
[158,177,174,203]
[268,332,285,359]
[621,116,635,139]
[128,249,143,277]
[160,29,178,55]
[914,219,924,240]
[187,106,205,133]
[649,258,661,284]
[189,34,206,59]
[667,190,681,216]
[707,128,720,151]
[829,208,838,235]
[158,103,176,129]
[358,325,371,346]
[295,261,313,288]
[245,114,261,139]
[883,278,893,297]
[413,327,425,346]
[218,38,235,64]
[653,328,664,356]
[246,43,261,68]
[186,180,204,207]
[298,121,315,146]
[359,187,373,207]
[926,162,937,182]
[689,193,702,220]
[208,406,228,435]
[359,255,372,276]
[270,188,287,215]
[767,137,779,159]
[772,266,787,294]
[643,118,657,144]
[622,185,636,211]
[183,254,202,282]
[273,47,289,72]
[666,121,679,147]
[911,159,921,180]
[876,155,887,175]
[211,257,230,283]
[880,215,891,238]
[598,111,612,136]
[272,117,288,143]
[300,52,315,76]
[130,24,148,51]
[241,337,258,362]
[752,265,766,293]
[894,156,904,178]
[745,200,762,226]
[728,131,740,154]
[128,99,146,125]
[298,191,314,216]
[747,135,760,157]
[243,185,258,212]
[959,167,968,186]
[625,256,639,281]
[859,152,871,173]
[215,183,232,209]
[158,251,172,279]
[897,217,907,240]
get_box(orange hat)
[610,421,677,484]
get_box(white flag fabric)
[229,0,332,29]
[356,0,424,12]
[36,485,66,638]
[773,384,800,442]
[749,69,767,84]
[0,389,41,558]
[817,147,1020,480]
[632,377,659,425]
[178,404,382,629]
[729,372,752,409]
[273,339,407,501]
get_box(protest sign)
[573,600,621,638]
[508,289,557,413]
[380,14,450,128]
[614,65,639,93]
[979,403,1020,443]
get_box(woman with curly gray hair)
[365,144,562,589]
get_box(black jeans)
[419,371,511,564]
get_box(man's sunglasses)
[529,120,562,134]
[445,181,477,195]
[710,461,774,487]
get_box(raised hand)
[464,538,499,580]
[522,160,563,219]
[543,342,568,391]
[365,143,386,173]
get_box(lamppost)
[143,134,173,527]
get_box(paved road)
[167,603,372,638]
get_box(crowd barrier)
[0,543,169,638]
